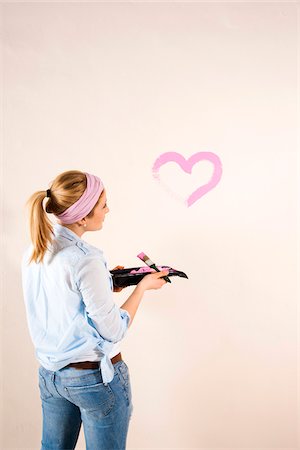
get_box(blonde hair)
[25,170,104,265]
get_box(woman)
[21,170,169,450]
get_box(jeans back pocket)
[38,372,53,400]
[116,361,132,407]
[65,374,115,416]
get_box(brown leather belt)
[65,352,122,369]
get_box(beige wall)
[1,2,298,449]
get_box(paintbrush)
[137,252,172,283]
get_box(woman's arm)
[74,256,169,339]
[74,255,130,343]
[120,284,145,328]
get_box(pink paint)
[152,151,223,207]
[137,252,146,260]
[130,266,167,274]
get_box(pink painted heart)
[152,152,223,207]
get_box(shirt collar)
[52,223,104,256]
[53,223,85,243]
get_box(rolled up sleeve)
[73,254,130,343]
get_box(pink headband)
[56,172,104,224]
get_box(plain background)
[1,1,298,449]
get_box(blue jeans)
[38,360,133,450]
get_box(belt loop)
[101,362,108,387]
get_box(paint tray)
[110,265,188,288]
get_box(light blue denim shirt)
[21,223,131,384]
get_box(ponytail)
[25,191,54,265]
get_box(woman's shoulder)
[60,241,108,273]
[75,240,104,259]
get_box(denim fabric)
[38,360,133,450]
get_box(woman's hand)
[112,265,125,292]
[137,270,169,291]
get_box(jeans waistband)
[64,352,122,370]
